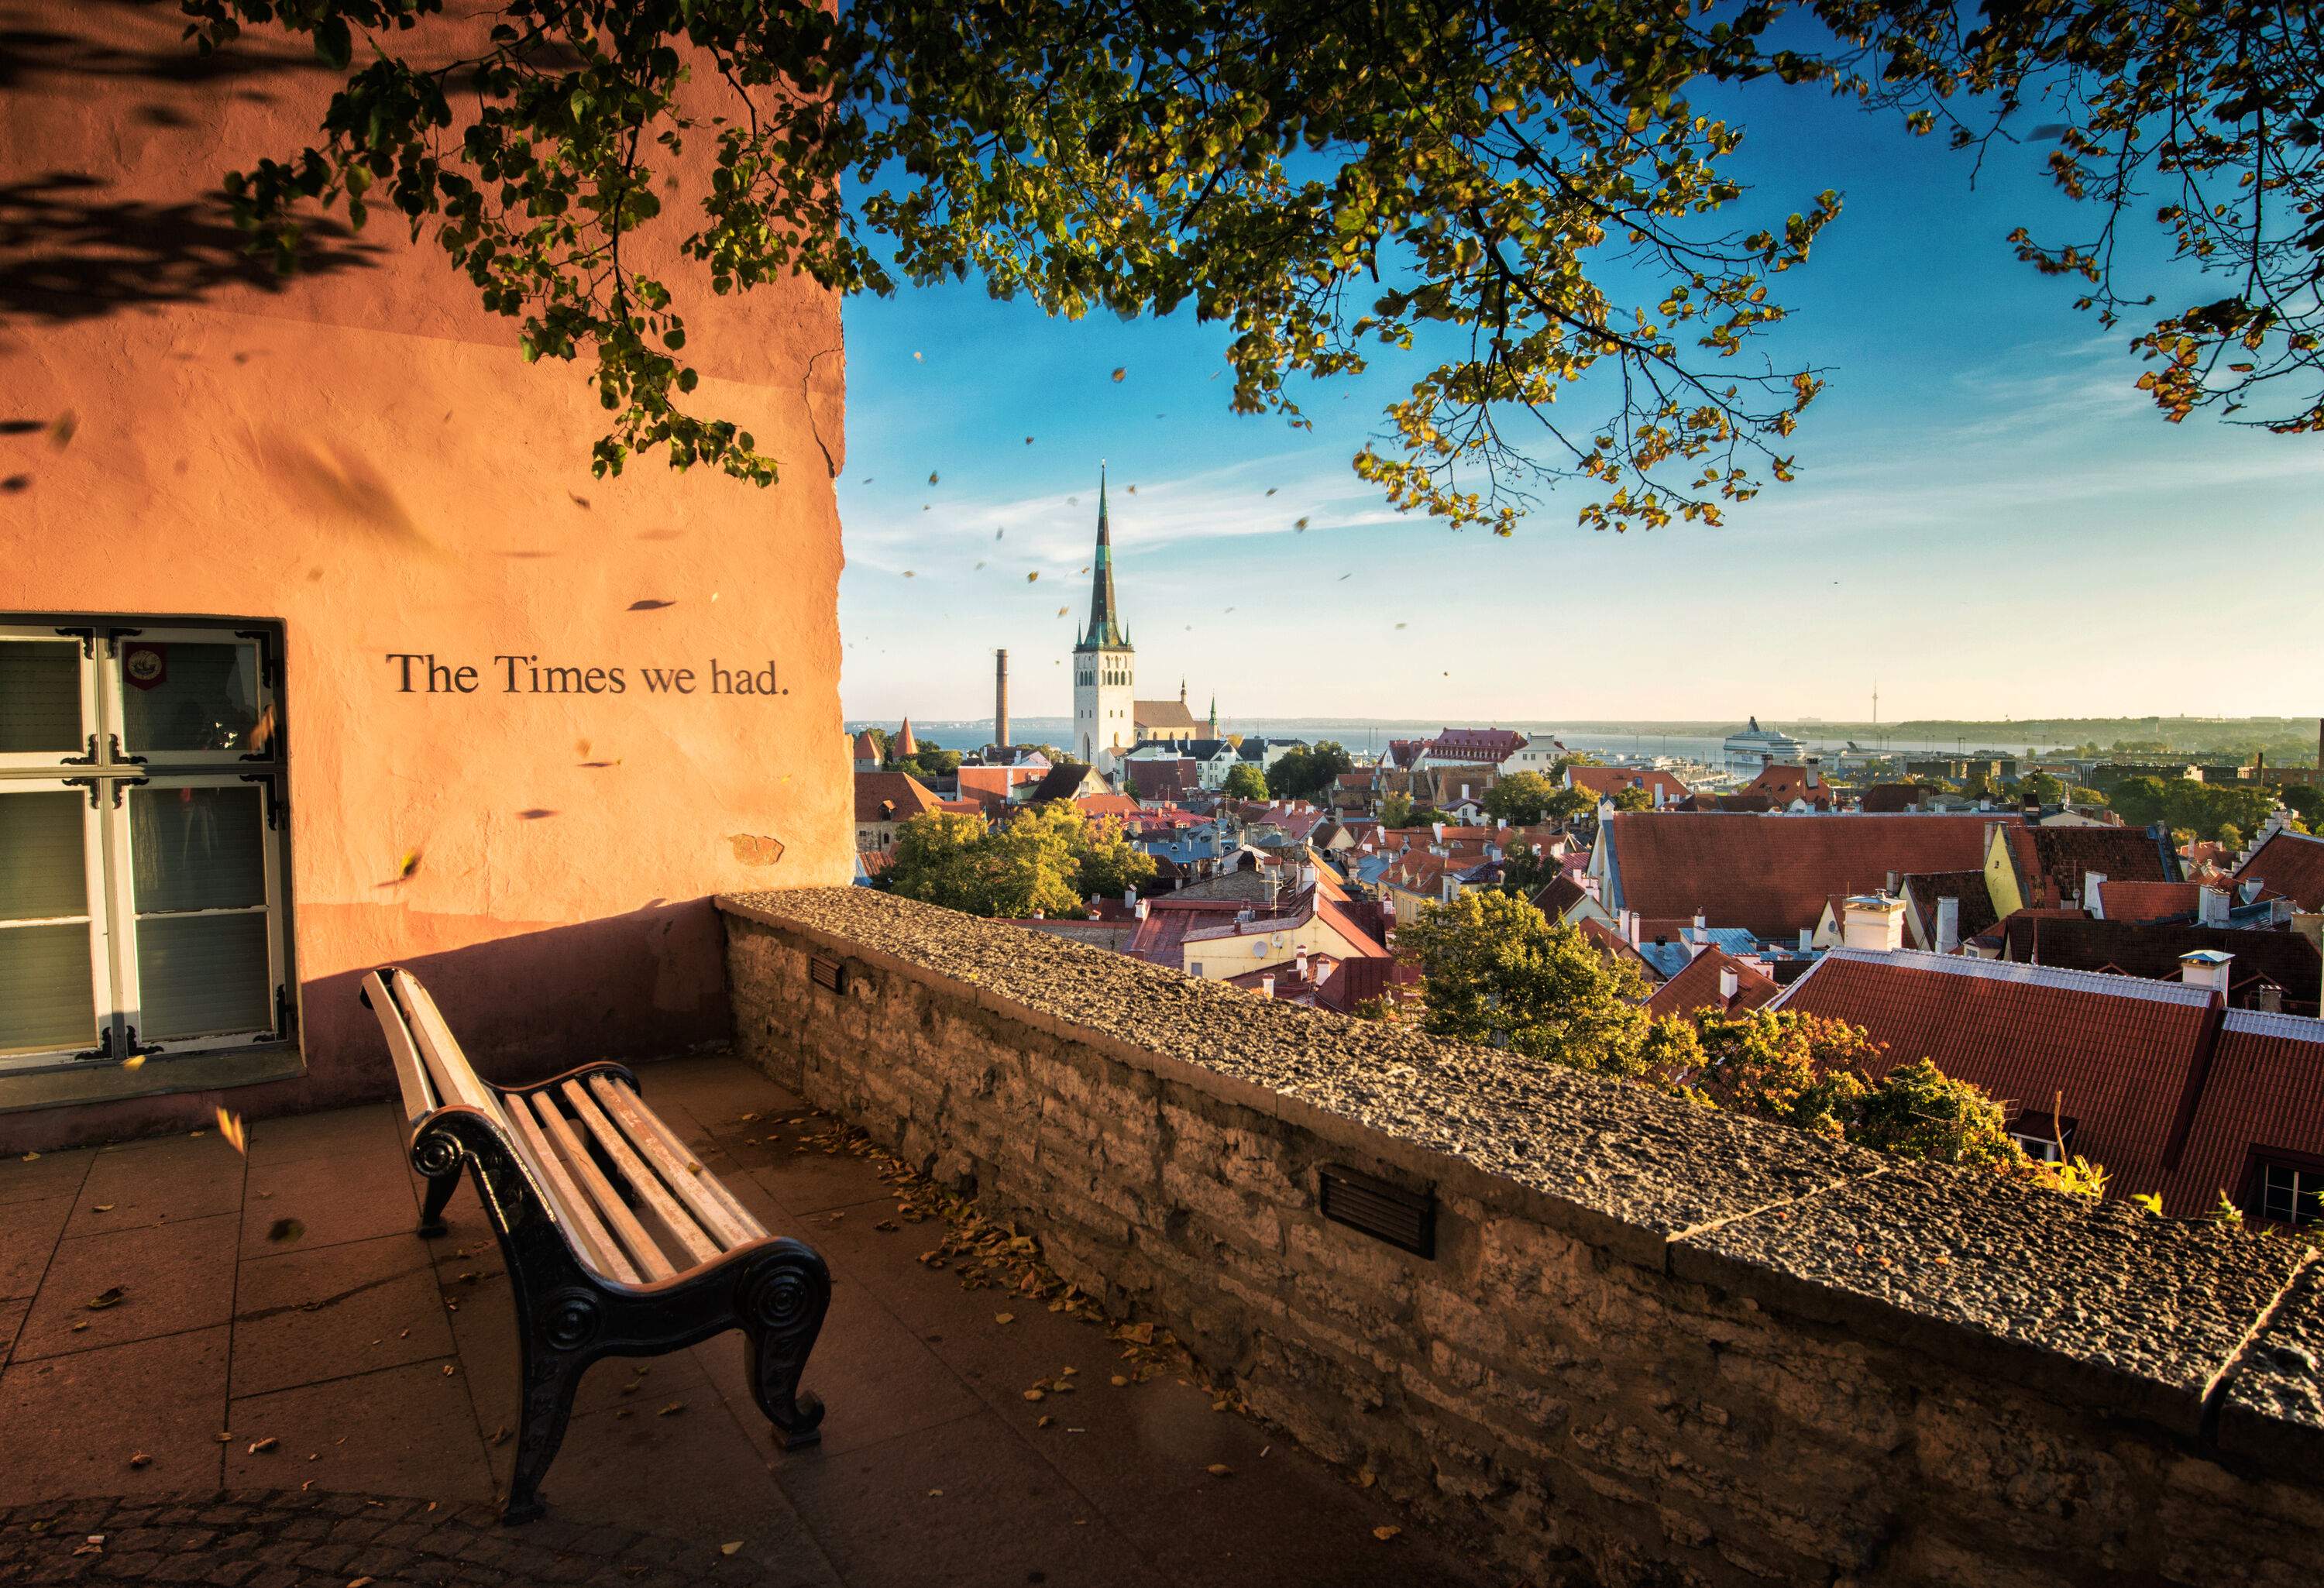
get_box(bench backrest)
[361,966,768,1287]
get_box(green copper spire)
[1082,464,1126,648]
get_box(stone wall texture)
[720,889,2324,1588]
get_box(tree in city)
[2013,771,2067,806]
[1267,742,1353,803]
[1221,763,1269,801]
[1846,1058,2025,1171]
[184,0,2324,534]
[1609,785,1656,813]
[887,745,960,782]
[2282,785,2323,825]
[1067,811,1158,902]
[2109,776,2281,843]
[1686,1009,1882,1139]
[882,803,1148,918]
[1481,772,1561,827]
[1375,792,1415,830]
[1397,891,1663,1081]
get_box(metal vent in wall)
[1318,1165,1434,1258]
[810,956,847,994]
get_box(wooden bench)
[360,966,829,1524]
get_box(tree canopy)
[2108,775,2281,842]
[1221,763,1269,801]
[184,0,2324,533]
[1267,741,1353,802]
[882,803,1153,917]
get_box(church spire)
[1084,465,1126,649]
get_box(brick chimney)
[1936,896,1962,954]
[1841,894,1906,953]
[2180,949,2233,994]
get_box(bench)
[359,966,830,1524]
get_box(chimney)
[1885,870,1899,895]
[1432,820,1445,843]
[1799,927,1814,954]
[1314,959,1335,985]
[1135,899,1150,919]
[1124,885,1137,909]
[2179,949,2233,994]
[1260,973,1276,999]
[1461,782,1471,801]
[1687,933,1709,961]
[2082,871,2106,916]
[994,648,1010,749]
[1841,894,1906,953]
[2200,885,2231,926]
[1806,758,1820,789]
[1497,816,1508,830]
[1718,964,1740,1002]
[1693,911,1707,931]
[1935,896,1961,954]
[2255,983,2284,1013]
[1295,947,1308,978]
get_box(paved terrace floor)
[0,1054,1477,1587]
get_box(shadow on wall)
[5,898,737,1155]
[0,7,383,329]
[0,171,382,329]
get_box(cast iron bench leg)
[418,1167,459,1239]
[505,1338,586,1526]
[742,1239,833,1449]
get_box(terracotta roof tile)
[854,771,945,826]
[2237,827,2324,912]
[1566,765,1690,802]
[1604,813,2013,940]
[1644,948,1780,1021]
[2096,881,2203,923]
[2164,1009,2324,1215]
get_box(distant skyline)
[833,71,2323,725]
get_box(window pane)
[0,923,98,1053]
[0,641,84,754]
[118,641,262,754]
[136,913,270,1039]
[129,786,266,913]
[0,791,90,921]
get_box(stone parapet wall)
[718,888,2324,1587]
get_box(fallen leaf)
[1023,1389,1044,1402]
[128,1452,150,1469]
[927,1488,944,1497]
[1373,1526,1402,1542]
[19,1152,36,1162]
[627,599,676,611]
[87,1287,125,1310]
[92,1203,115,1213]
[1206,1463,1232,1477]
[249,1437,278,1454]
[48,410,77,449]
[215,1109,247,1155]
[994,1312,1014,1325]
[1109,1375,1128,1387]
[491,1425,510,1446]
[121,1054,146,1071]
[719,1542,742,1558]
[658,1401,686,1417]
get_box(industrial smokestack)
[995,649,1010,750]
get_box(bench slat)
[561,1080,723,1269]
[586,1076,768,1249]
[365,970,439,1126]
[503,1096,640,1286]
[393,971,504,1124]
[525,1093,677,1283]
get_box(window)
[1,620,292,1071]
[2257,1160,2324,1227]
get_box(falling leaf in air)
[394,850,421,882]
[247,703,278,754]
[913,350,923,361]
[927,470,939,485]
[1394,622,1408,630]
[975,561,986,570]
[1055,607,1068,617]
[995,527,1005,540]
[267,1218,304,1243]
[517,808,555,820]
[216,1109,248,1155]
[1126,484,1136,493]
[121,1054,146,1071]
[1026,572,1039,583]
[1339,573,1353,581]
[1294,517,1309,531]
[1265,487,1277,496]
[568,492,590,509]
[902,570,915,579]
[1110,367,1126,382]
[48,411,77,449]
[1024,436,1034,445]
[627,599,676,611]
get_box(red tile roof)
[1644,948,1779,1022]
[1429,727,1528,762]
[1858,783,1925,813]
[1772,948,2225,1208]
[1992,914,2320,1013]
[1074,794,1141,820]
[2095,881,2202,923]
[853,771,945,826]
[1897,871,1999,948]
[1741,764,1834,808]
[2164,1009,2324,1216]
[1128,758,1198,800]
[2005,824,2173,907]
[1602,813,2014,941]
[1566,765,1690,802]
[2237,827,2324,912]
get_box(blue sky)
[833,73,2324,727]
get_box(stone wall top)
[718,887,2322,1457]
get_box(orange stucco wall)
[2,7,851,1146]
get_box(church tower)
[1071,468,1134,773]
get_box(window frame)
[0,775,116,1064]
[2252,1153,2324,1229]
[0,614,294,1077]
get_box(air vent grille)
[1318,1165,1434,1257]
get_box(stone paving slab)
[0,1054,1474,1586]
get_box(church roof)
[1078,469,1128,650]
[1135,698,1201,730]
